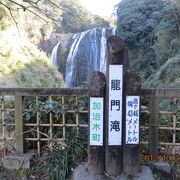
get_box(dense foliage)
[0,25,65,87]
[0,1,180,179]
[0,0,109,35]
[0,0,110,87]
[23,96,88,179]
[58,0,110,33]
[116,0,180,87]
[0,0,61,87]
[31,129,87,180]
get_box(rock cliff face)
[40,33,73,55]
[51,27,117,87]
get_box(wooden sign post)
[105,36,126,176]
[88,71,106,175]
[108,65,123,145]
[123,70,141,175]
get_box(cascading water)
[51,27,117,87]
[112,28,117,36]
[50,42,60,66]
[65,30,90,87]
[99,28,107,73]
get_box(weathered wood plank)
[105,35,125,176]
[0,88,88,96]
[140,88,180,97]
[15,96,25,154]
[0,88,180,97]
[88,71,106,175]
[148,97,159,154]
[123,71,141,175]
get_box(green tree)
[0,0,109,34]
[145,0,180,88]
[115,0,168,78]
[58,0,109,33]
[153,0,180,66]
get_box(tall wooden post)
[105,36,126,176]
[149,97,159,154]
[15,96,25,154]
[88,71,106,175]
[123,71,141,175]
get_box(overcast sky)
[78,0,120,17]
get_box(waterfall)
[99,28,117,73]
[65,30,90,87]
[51,27,117,87]
[112,28,117,35]
[50,42,60,66]
[100,28,108,73]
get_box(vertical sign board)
[108,65,123,145]
[126,96,140,144]
[90,98,104,146]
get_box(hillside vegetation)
[0,0,179,88]
[116,0,180,88]
[0,0,109,87]
[0,26,65,87]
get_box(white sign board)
[90,97,104,146]
[108,65,123,145]
[126,96,140,144]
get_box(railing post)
[123,71,141,175]
[149,96,159,154]
[105,36,126,175]
[15,96,25,154]
[88,71,106,175]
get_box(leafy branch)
[7,0,49,23]
[1,0,87,29]
[0,1,20,34]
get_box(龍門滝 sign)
[126,96,140,144]
[108,65,123,145]
[90,98,104,146]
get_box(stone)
[130,165,154,180]
[152,161,171,175]
[3,154,32,170]
[73,163,104,180]
[22,176,28,180]
[73,163,154,180]
[145,158,172,178]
